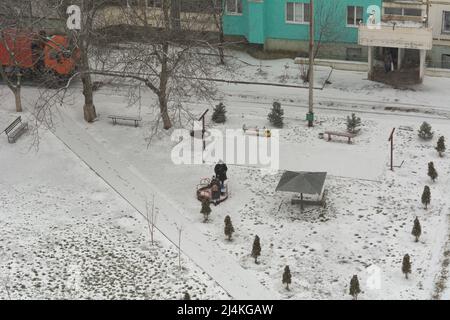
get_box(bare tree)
[209,0,225,65]
[2,277,11,300]
[177,224,183,272]
[63,0,113,122]
[30,0,227,139]
[146,195,157,246]
[302,0,345,83]
[314,0,346,60]
[0,0,38,112]
[91,0,221,130]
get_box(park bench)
[108,115,142,127]
[324,131,356,144]
[4,116,28,143]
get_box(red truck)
[0,29,79,82]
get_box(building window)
[286,2,310,24]
[384,7,422,17]
[347,6,363,26]
[443,11,450,33]
[226,0,243,15]
[146,0,162,8]
[384,7,402,15]
[442,54,450,69]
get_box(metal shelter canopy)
[275,171,327,195]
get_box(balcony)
[358,23,432,50]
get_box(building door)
[442,54,450,69]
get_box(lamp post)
[307,0,314,127]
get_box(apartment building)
[428,0,450,68]
[222,0,382,60]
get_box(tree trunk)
[14,86,23,113]
[218,34,225,65]
[218,16,225,65]
[158,93,172,130]
[170,0,181,31]
[158,42,172,130]
[81,48,97,122]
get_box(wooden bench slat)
[108,115,142,121]
[324,131,356,138]
[324,131,356,144]
[6,121,28,143]
[108,115,142,127]
[4,116,22,135]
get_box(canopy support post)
[301,193,304,211]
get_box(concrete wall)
[427,66,450,76]
[429,1,450,41]
[97,6,219,32]
[295,56,450,77]
[265,38,368,61]
[428,43,450,68]
[294,57,369,71]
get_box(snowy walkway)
[50,109,272,300]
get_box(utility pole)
[388,128,395,171]
[307,0,314,127]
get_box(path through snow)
[49,109,272,300]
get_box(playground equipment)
[196,177,229,205]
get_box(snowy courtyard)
[1,51,450,300]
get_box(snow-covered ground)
[1,50,450,299]
[0,108,228,300]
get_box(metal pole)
[388,128,395,171]
[390,136,393,171]
[308,0,314,127]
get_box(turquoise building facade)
[223,0,383,60]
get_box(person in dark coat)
[384,53,391,73]
[214,160,228,186]
[210,176,221,204]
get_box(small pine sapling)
[418,122,434,140]
[268,102,284,128]
[411,217,422,242]
[224,215,234,241]
[428,161,438,182]
[349,275,361,300]
[421,186,431,209]
[402,254,411,279]
[200,199,212,223]
[346,113,361,134]
[251,235,261,264]
[212,103,227,124]
[436,136,446,157]
[282,266,292,290]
